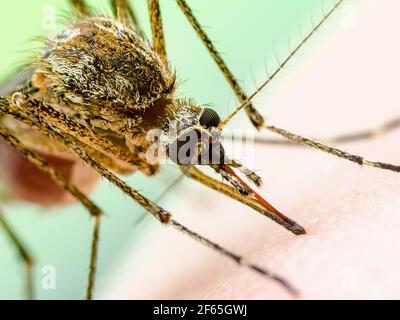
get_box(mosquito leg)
[175,0,264,128]
[75,143,135,175]
[171,219,298,296]
[147,0,168,65]
[0,126,102,217]
[3,102,298,295]
[264,123,400,173]
[0,125,102,300]
[0,207,34,300]
[2,94,141,170]
[133,170,187,227]
[1,96,135,175]
[219,0,345,128]
[72,152,298,295]
[86,215,101,300]
[111,0,142,31]
[180,165,305,235]
[69,0,91,16]
[223,116,400,146]
[2,96,305,237]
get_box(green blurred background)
[0,0,326,299]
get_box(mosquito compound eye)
[199,108,221,128]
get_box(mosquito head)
[164,102,264,196]
[165,102,225,165]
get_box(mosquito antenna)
[264,124,400,173]
[222,116,400,146]
[219,0,345,129]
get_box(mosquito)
[1,0,399,300]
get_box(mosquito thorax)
[35,17,176,122]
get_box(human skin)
[100,0,400,300]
